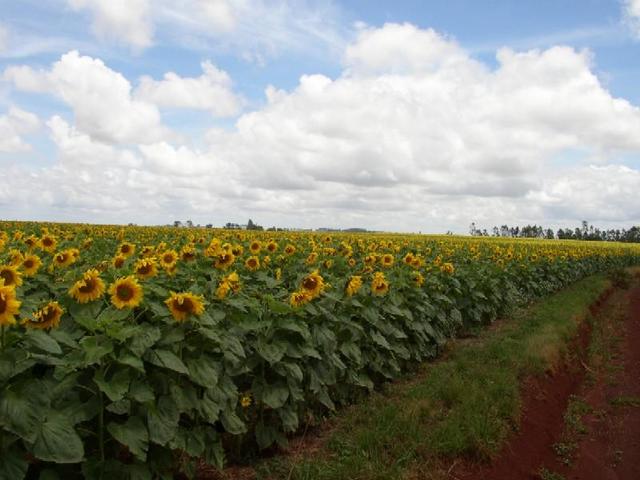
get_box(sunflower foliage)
[0,221,639,479]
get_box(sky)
[0,0,640,233]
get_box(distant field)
[1,221,639,479]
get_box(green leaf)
[117,349,145,373]
[144,349,189,375]
[278,405,299,432]
[0,350,36,383]
[0,389,41,442]
[128,325,161,356]
[69,301,102,331]
[220,409,247,435]
[32,413,84,463]
[129,380,155,403]
[79,336,114,365]
[261,383,289,409]
[108,416,149,461]
[186,355,220,387]
[22,330,62,355]
[106,399,131,415]
[94,367,131,402]
[98,306,133,325]
[147,396,179,446]
[255,338,286,364]
[169,427,205,457]
[0,445,28,480]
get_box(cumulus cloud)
[3,23,640,230]
[135,61,243,117]
[0,107,40,152]
[624,0,640,37]
[67,0,153,50]
[4,51,171,145]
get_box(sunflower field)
[1,221,639,479]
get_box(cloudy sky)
[1,0,639,232]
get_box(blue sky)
[0,0,639,231]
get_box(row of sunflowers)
[1,221,639,479]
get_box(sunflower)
[345,275,363,297]
[240,393,252,408]
[181,245,197,262]
[69,269,106,304]
[82,238,93,249]
[364,254,376,266]
[165,292,205,322]
[118,242,136,258]
[113,254,126,269]
[24,235,39,250]
[348,258,356,268]
[141,245,155,257]
[134,258,157,279]
[289,290,311,308]
[108,276,143,309]
[440,263,455,275]
[214,251,235,270]
[0,283,21,326]
[275,268,282,280]
[249,240,262,254]
[8,249,24,266]
[300,270,325,299]
[266,240,278,253]
[284,244,296,256]
[244,256,260,271]
[23,301,63,330]
[0,265,23,288]
[403,252,414,265]
[53,250,76,268]
[371,272,389,296]
[224,271,241,293]
[39,234,57,253]
[22,254,42,276]
[159,250,179,270]
[306,252,318,265]
[231,244,244,256]
[216,280,231,300]
[381,253,395,268]
[412,271,425,287]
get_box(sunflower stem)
[98,390,105,480]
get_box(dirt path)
[452,283,640,480]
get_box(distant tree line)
[469,220,640,243]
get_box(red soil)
[452,284,640,480]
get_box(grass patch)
[255,275,610,480]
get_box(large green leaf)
[79,336,114,366]
[260,382,289,409]
[32,413,84,463]
[94,366,131,402]
[0,445,28,480]
[186,354,220,387]
[127,325,161,356]
[0,389,42,442]
[107,416,149,461]
[22,330,62,355]
[144,349,189,375]
[255,338,286,364]
[220,409,246,435]
[147,396,179,446]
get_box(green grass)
[254,275,610,480]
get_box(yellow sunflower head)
[244,256,260,271]
[440,262,455,275]
[159,250,179,269]
[69,269,106,304]
[306,252,318,265]
[53,250,76,268]
[381,253,395,268]
[8,249,24,266]
[345,275,363,297]
[214,251,236,270]
[266,240,278,253]
[118,242,136,258]
[22,254,42,276]
[24,235,39,250]
[249,240,262,254]
[39,234,57,252]
[0,283,21,326]
[181,245,197,262]
[134,258,157,279]
[284,244,296,256]
[165,292,205,322]
[0,265,23,288]
[300,270,325,299]
[289,290,311,308]
[108,276,144,309]
[412,271,425,287]
[371,272,389,296]
[23,301,64,330]
[113,254,126,269]
[215,281,232,300]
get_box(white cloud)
[4,51,171,145]
[624,0,640,37]
[67,0,153,50]
[135,61,243,117]
[3,24,640,230]
[0,107,40,152]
